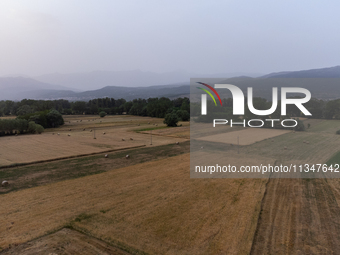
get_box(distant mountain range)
[261,65,340,78]
[33,70,262,91]
[1,66,340,101]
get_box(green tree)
[164,113,179,127]
[46,110,64,128]
[176,110,190,121]
[35,124,44,134]
[16,105,33,116]
[99,111,107,118]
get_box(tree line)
[0,109,64,136]
[0,97,190,118]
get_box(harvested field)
[0,228,130,255]
[57,115,167,132]
[251,177,340,254]
[306,119,340,134]
[0,115,188,167]
[0,141,190,194]
[242,127,340,164]
[139,125,190,139]
[0,154,267,254]
[196,128,290,145]
[2,117,340,254]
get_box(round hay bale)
[155,124,158,126]
[103,132,106,135]
[284,146,287,150]
[68,134,71,136]
[105,154,108,158]
[306,141,309,144]
[201,146,204,149]
[126,155,130,159]
[83,129,85,131]
[1,180,9,187]
[148,122,150,124]
[176,142,179,145]
[69,129,71,131]
[130,137,133,140]
[122,138,125,141]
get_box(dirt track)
[251,178,340,254]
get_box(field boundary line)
[69,224,148,255]
[249,166,275,254]
[0,145,146,170]
[138,131,190,139]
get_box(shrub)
[35,124,44,134]
[164,113,178,127]
[99,111,107,118]
[28,121,37,133]
[28,121,44,134]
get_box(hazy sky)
[1,0,340,76]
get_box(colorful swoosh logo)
[197,82,223,106]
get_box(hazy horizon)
[1,0,340,78]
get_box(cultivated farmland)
[0,115,188,167]
[2,116,340,254]
[0,154,267,255]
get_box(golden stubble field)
[2,116,340,254]
[0,154,267,254]
[0,115,189,167]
